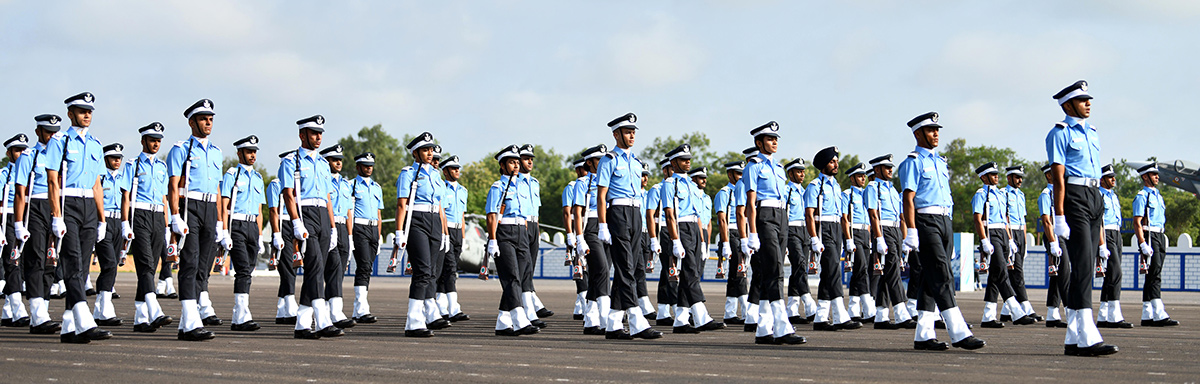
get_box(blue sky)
[2,0,1197,173]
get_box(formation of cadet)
[0,82,1181,354]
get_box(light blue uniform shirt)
[596,147,643,200]
[714,182,742,226]
[395,163,444,206]
[486,174,523,218]
[694,186,711,225]
[897,146,952,210]
[266,179,282,209]
[573,174,598,212]
[645,181,663,223]
[561,180,576,209]
[1101,187,1121,226]
[971,185,1007,225]
[444,180,467,224]
[742,154,785,201]
[865,179,902,222]
[785,181,806,222]
[329,175,352,218]
[14,142,51,196]
[44,127,103,190]
[1045,115,1102,179]
[2,163,15,207]
[122,153,168,205]
[220,165,265,215]
[166,136,223,194]
[99,168,123,211]
[518,173,540,218]
[351,176,383,221]
[1004,186,1026,226]
[1132,186,1165,228]
[1038,185,1054,217]
[843,186,867,225]
[804,174,843,217]
[277,148,333,201]
[660,174,698,218]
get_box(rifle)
[14,151,41,264]
[976,186,992,275]
[267,184,282,271]
[841,187,852,273]
[290,153,305,268]
[213,168,240,274]
[2,166,11,265]
[389,165,422,275]
[49,137,72,267]
[169,139,195,263]
[480,173,516,280]
[715,185,732,279]
[120,160,142,268]
[1004,187,1015,270]
[1046,187,1059,277]
[664,176,682,282]
[871,182,883,276]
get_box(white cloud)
[921,30,1119,96]
[607,15,706,88]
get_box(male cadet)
[661,148,723,334]
[1132,163,1179,328]
[742,122,805,345]
[222,135,265,331]
[805,146,860,331]
[267,150,298,324]
[517,144,552,324]
[91,143,127,326]
[738,147,761,331]
[2,134,30,327]
[437,154,470,322]
[971,162,1033,328]
[394,132,451,337]
[1045,80,1118,356]
[714,160,749,324]
[637,167,657,320]
[563,158,588,320]
[999,165,1037,322]
[843,163,876,323]
[645,157,676,325]
[784,158,817,324]
[595,112,661,340]
[1037,163,1069,328]
[123,123,173,332]
[865,154,915,329]
[349,152,382,324]
[574,144,611,334]
[1096,164,1131,328]
[689,166,712,275]
[320,144,356,330]
[898,111,984,351]
[12,115,64,335]
[46,92,113,343]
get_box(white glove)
[747,233,761,252]
[394,230,405,248]
[292,218,309,240]
[164,227,171,242]
[1049,240,1062,257]
[219,229,233,251]
[576,235,590,255]
[904,228,919,250]
[487,239,499,257]
[122,221,134,241]
[13,222,30,243]
[672,239,685,259]
[980,239,994,255]
[598,223,612,244]
[170,214,188,235]
[328,226,338,252]
[875,236,888,255]
[739,238,750,255]
[441,233,450,252]
[845,238,856,254]
[1008,239,1018,256]
[52,217,66,238]
[810,238,825,254]
[1099,244,1111,260]
[1139,242,1153,257]
[566,234,576,248]
[651,238,661,255]
[1053,215,1070,240]
[214,224,226,243]
[96,221,107,242]
[721,242,731,257]
[272,232,284,250]
[901,242,911,255]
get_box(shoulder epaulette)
[1054,122,1067,128]
[172,141,186,148]
[907,151,918,158]
[603,152,616,159]
[491,180,505,189]
[1136,190,1147,196]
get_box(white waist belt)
[677,215,698,223]
[354,218,379,226]
[409,203,439,213]
[31,193,48,199]
[299,198,327,208]
[818,215,840,223]
[788,220,806,227]
[1,207,11,215]
[916,206,951,216]
[1144,226,1163,233]
[586,210,598,218]
[62,188,95,198]
[104,210,122,219]
[609,198,641,207]
[879,220,901,228]
[231,213,258,222]
[850,223,868,230]
[499,217,526,226]
[446,222,462,229]
[1066,177,1100,187]
[1103,224,1120,230]
[185,191,219,203]
[279,213,290,221]
[986,223,1008,229]
[133,202,165,212]
[757,199,784,208]
[1010,225,1026,230]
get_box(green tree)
[335,125,409,220]
[939,138,1044,234]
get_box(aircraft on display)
[1126,160,1200,196]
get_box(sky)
[2,0,1198,173]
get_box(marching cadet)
[1045,80,1117,356]
[689,166,712,275]
[563,158,588,320]
[575,144,612,334]
[661,149,723,335]
[167,99,225,341]
[783,158,817,324]
[843,163,876,323]
[898,111,984,351]
[645,157,676,326]
[638,167,657,320]
[223,135,265,331]
[595,113,661,340]
[805,146,859,331]
[999,165,1037,322]
[487,145,539,336]
[1037,163,1068,328]
[1132,163,1179,327]
[714,160,749,324]
[267,150,298,324]
[12,115,63,335]
[864,154,915,329]
[738,147,761,331]
[394,132,451,337]
[971,162,1033,327]
[320,144,356,330]
[349,152,382,324]
[437,154,470,322]
[91,143,127,326]
[123,123,173,332]
[1096,164,1131,328]
[279,115,342,339]
[517,144,551,326]
[46,92,112,343]
[2,134,30,328]
[742,122,805,345]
